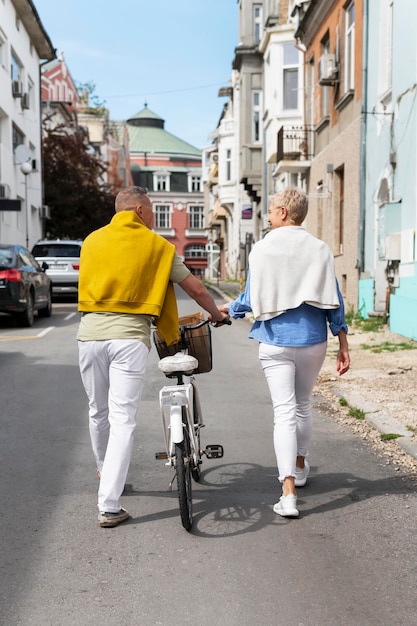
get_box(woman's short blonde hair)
[269,188,308,225]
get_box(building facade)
[41,55,132,198]
[128,106,207,276]
[204,0,302,282]
[293,0,363,312]
[261,1,305,221]
[0,0,55,247]
[359,0,417,339]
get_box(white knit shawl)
[249,226,339,321]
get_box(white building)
[0,0,55,248]
[204,0,302,281]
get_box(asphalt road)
[0,290,416,626]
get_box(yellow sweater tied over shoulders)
[78,211,179,345]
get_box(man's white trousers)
[78,339,150,513]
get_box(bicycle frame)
[159,376,203,465]
[154,317,225,530]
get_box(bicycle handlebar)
[179,318,231,331]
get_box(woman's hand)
[336,330,350,376]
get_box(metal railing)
[277,126,315,163]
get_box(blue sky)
[34,0,238,149]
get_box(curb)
[331,385,417,462]
[208,282,417,464]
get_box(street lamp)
[20,161,32,249]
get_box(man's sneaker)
[98,508,130,528]
[295,460,310,487]
[273,494,299,517]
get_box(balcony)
[274,126,314,176]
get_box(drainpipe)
[358,0,368,275]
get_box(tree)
[42,125,115,239]
[76,81,107,116]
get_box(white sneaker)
[295,460,310,487]
[273,494,299,517]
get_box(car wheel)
[38,289,52,318]
[16,292,35,327]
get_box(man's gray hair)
[115,186,148,212]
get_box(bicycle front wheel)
[175,428,193,531]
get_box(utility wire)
[103,82,228,99]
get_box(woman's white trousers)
[259,342,327,482]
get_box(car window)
[19,249,37,269]
[0,247,14,268]
[27,251,43,271]
[32,244,81,257]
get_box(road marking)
[0,326,55,341]
[65,312,78,321]
[37,326,54,337]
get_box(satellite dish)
[15,144,32,164]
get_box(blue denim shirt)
[228,272,348,347]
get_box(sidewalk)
[206,280,417,469]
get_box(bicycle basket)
[153,312,212,374]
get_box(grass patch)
[348,406,366,420]
[345,309,387,332]
[380,433,402,441]
[338,396,366,419]
[361,341,417,353]
[406,425,417,433]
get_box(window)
[336,166,344,255]
[10,51,21,81]
[12,124,24,152]
[189,175,201,192]
[253,4,263,44]
[252,91,261,142]
[189,205,204,229]
[27,77,34,107]
[226,149,232,181]
[283,43,299,110]
[378,0,393,98]
[185,245,207,259]
[155,204,170,229]
[0,29,6,69]
[345,2,355,91]
[154,173,170,192]
[320,36,330,117]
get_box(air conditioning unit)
[0,184,11,199]
[40,205,50,219]
[211,153,219,163]
[318,54,338,85]
[12,81,23,97]
[22,92,30,109]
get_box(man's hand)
[208,312,231,327]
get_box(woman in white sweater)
[219,188,350,518]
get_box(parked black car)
[0,244,52,327]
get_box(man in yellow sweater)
[77,186,229,527]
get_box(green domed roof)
[127,105,201,158]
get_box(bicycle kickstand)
[168,470,177,491]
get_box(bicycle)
[153,313,230,531]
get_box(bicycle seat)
[158,352,198,375]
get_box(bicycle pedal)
[155,452,168,460]
[205,444,224,459]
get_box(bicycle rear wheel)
[175,427,193,531]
